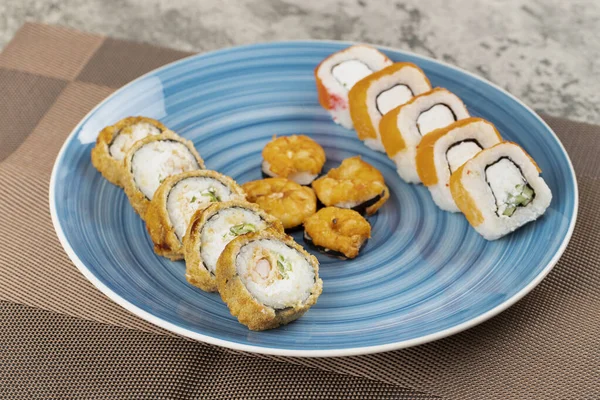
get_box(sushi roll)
[416,118,503,212]
[379,88,470,183]
[315,45,392,129]
[122,131,204,217]
[349,62,432,152]
[91,116,167,187]
[262,135,326,185]
[312,156,389,215]
[303,207,371,259]
[183,200,284,292]
[242,178,317,230]
[145,170,246,260]
[450,141,552,240]
[216,229,323,331]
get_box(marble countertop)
[1,0,598,124]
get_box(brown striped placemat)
[1,23,598,399]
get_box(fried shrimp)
[303,207,371,259]
[262,135,326,185]
[311,156,389,215]
[242,178,317,229]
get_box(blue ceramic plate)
[50,41,577,357]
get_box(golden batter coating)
[91,116,167,187]
[304,207,371,259]
[183,201,283,292]
[312,156,389,215]
[241,178,317,229]
[216,230,323,331]
[262,135,326,180]
[122,131,204,217]
[145,171,245,261]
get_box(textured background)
[1,0,599,124]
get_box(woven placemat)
[1,23,598,399]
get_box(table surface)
[1,0,598,124]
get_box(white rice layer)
[237,239,315,309]
[316,45,392,129]
[456,142,552,240]
[166,177,233,240]
[428,120,501,212]
[131,140,200,200]
[109,122,161,160]
[364,65,431,152]
[200,208,268,274]
[391,89,470,183]
[261,160,318,186]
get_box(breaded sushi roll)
[450,142,552,240]
[349,62,431,152]
[122,132,204,216]
[183,200,284,292]
[416,118,503,212]
[315,45,392,129]
[262,135,326,185]
[380,88,470,183]
[145,171,246,260]
[304,207,371,259]
[312,156,389,215]
[217,229,323,331]
[242,178,317,230]
[91,116,167,187]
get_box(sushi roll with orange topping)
[349,62,431,152]
[315,45,392,129]
[416,118,502,212]
[379,88,470,183]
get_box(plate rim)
[49,39,579,357]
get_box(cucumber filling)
[485,157,535,217]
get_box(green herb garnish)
[276,254,292,279]
[190,196,197,203]
[201,187,220,202]
[229,223,257,237]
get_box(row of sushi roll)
[91,117,330,331]
[315,45,552,240]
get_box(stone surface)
[1,0,598,123]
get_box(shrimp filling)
[166,177,233,240]
[131,140,200,200]
[331,60,373,90]
[200,208,268,274]
[237,239,315,309]
[485,157,535,217]
[376,84,413,115]
[416,104,456,136]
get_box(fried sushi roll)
[122,132,204,216]
[145,171,246,260]
[91,116,168,187]
[183,201,284,292]
[315,45,392,129]
[416,118,503,212]
[242,178,317,230]
[379,88,470,183]
[216,230,323,331]
[304,207,371,259]
[312,156,389,215]
[349,62,431,152]
[450,142,552,240]
[262,135,326,185]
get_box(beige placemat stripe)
[0,22,104,81]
